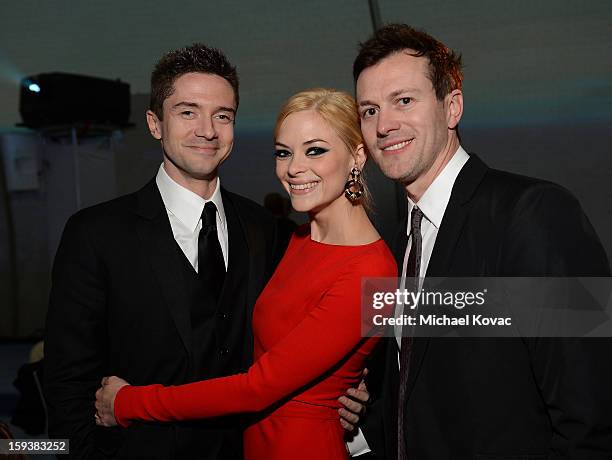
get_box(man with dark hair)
[43,43,281,459]
[352,24,612,459]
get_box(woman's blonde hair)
[274,88,373,210]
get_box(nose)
[287,153,307,177]
[376,108,400,138]
[195,116,217,140]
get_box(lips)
[288,181,319,194]
[186,144,218,152]
[380,139,414,153]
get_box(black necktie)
[198,201,225,301]
[398,206,423,460]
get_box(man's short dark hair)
[353,24,463,101]
[150,43,239,119]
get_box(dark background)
[0,0,610,341]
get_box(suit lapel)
[133,179,192,356]
[426,154,488,277]
[217,190,249,308]
[404,155,489,400]
[221,189,266,321]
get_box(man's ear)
[352,143,367,170]
[446,89,463,130]
[146,110,163,140]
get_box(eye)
[181,110,196,119]
[306,147,328,156]
[362,107,378,119]
[274,149,291,159]
[214,113,234,123]
[399,97,412,105]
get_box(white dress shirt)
[348,146,469,457]
[394,146,469,346]
[155,164,228,271]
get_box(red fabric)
[115,226,397,459]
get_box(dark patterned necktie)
[398,206,423,460]
[198,201,225,301]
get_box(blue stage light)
[28,83,41,93]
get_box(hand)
[338,368,370,432]
[94,376,130,427]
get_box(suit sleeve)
[115,255,395,426]
[502,184,612,457]
[43,214,108,459]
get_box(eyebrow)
[172,101,236,114]
[358,99,377,107]
[217,106,237,114]
[303,138,329,145]
[358,87,422,106]
[172,102,199,110]
[275,138,330,149]
[389,87,421,98]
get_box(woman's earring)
[344,167,364,202]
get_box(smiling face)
[275,110,359,215]
[147,72,236,187]
[356,51,462,199]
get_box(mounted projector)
[19,72,131,129]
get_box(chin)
[289,201,313,213]
[379,166,405,181]
[380,161,414,181]
[291,196,328,214]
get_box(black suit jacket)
[44,179,285,459]
[362,155,611,459]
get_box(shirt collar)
[155,163,227,232]
[407,145,470,234]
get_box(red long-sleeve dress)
[114,227,397,459]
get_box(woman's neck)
[309,198,379,246]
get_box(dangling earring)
[344,167,364,202]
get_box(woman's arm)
[99,253,394,427]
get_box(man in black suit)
[43,44,284,459]
[351,25,611,459]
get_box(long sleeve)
[44,214,108,460]
[115,247,396,427]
